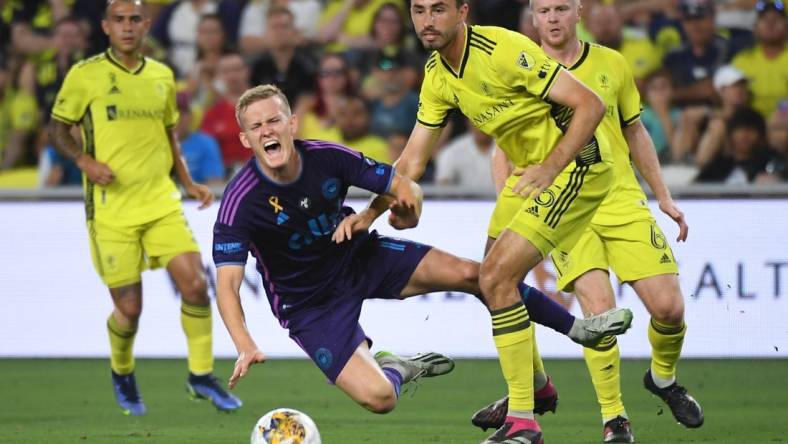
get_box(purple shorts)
[286,233,431,382]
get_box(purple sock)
[517,282,574,334]
[382,367,403,398]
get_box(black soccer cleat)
[644,370,704,428]
[471,378,558,431]
[482,418,544,444]
[603,416,635,443]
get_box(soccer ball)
[250,408,321,444]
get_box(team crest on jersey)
[322,178,340,199]
[517,51,535,70]
[535,189,556,207]
[299,197,312,210]
[538,60,551,79]
[598,73,610,90]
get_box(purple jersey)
[212,140,395,320]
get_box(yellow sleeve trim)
[51,112,78,125]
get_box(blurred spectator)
[6,0,69,56]
[150,0,241,78]
[716,0,760,31]
[519,4,539,44]
[640,70,679,160]
[39,123,81,187]
[317,0,405,53]
[200,52,252,172]
[183,14,229,113]
[0,55,39,171]
[732,0,787,120]
[354,2,424,82]
[617,0,684,56]
[434,122,495,193]
[335,95,390,163]
[176,93,224,186]
[32,16,87,125]
[695,106,780,183]
[365,51,418,138]
[249,6,317,106]
[695,65,752,167]
[239,0,322,55]
[664,0,732,107]
[760,103,788,181]
[294,52,355,141]
[586,4,662,85]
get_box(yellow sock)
[491,302,534,412]
[583,336,626,421]
[648,318,686,381]
[107,314,136,375]
[181,301,213,375]
[532,329,547,390]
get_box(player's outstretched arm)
[385,173,424,230]
[365,124,443,222]
[216,264,266,388]
[167,128,213,209]
[625,120,688,241]
[48,119,115,185]
[512,70,606,199]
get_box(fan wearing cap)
[695,65,752,167]
[732,0,787,119]
[364,51,419,138]
[663,0,735,107]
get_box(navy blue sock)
[517,282,574,334]
[382,367,403,398]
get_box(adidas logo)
[525,205,539,217]
[659,253,672,264]
[276,212,290,226]
[109,85,121,94]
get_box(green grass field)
[1,358,786,443]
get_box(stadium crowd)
[0,0,785,189]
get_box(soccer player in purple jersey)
[214,84,632,414]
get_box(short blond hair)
[235,84,292,129]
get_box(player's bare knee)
[650,302,684,326]
[179,275,209,303]
[458,260,480,290]
[115,303,142,323]
[361,384,397,414]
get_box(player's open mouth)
[263,140,281,154]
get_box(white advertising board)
[0,199,786,358]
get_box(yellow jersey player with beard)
[343,1,621,443]
[473,1,704,443]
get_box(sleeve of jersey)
[616,53,643,128]
[51,66,90,124]
[212,221,250,267]
[330,144,395,194]
[494,30,563,100]
[416,69,453,129]
[164,71,179,129]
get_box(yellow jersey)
[319,0,405,53]
[568,41,650,226]
[52,50,182,226]
[417,25,611,169]
[732,44,788,119]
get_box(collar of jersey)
[252,140,305,187]
[105,49,146,74]
[567,41,591,71]
[439,24,472,79]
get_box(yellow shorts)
[551,218,680,291]
[87,210,200,288]
[487,161,612,259]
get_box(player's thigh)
[505,161,612,261]
[88,220,145,288]
[603,220,679,285]
[355,235,432,300]
[141,209,200,270]
[335,341,395,410]
[602,220,683,322]
[400,248,479,297]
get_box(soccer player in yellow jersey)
[473,1,705,441]
[337,0,619,442]
[48,0,241,416]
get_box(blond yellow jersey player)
[48,0,241,416]
[472,1,704,442]
[331,0,625,442]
